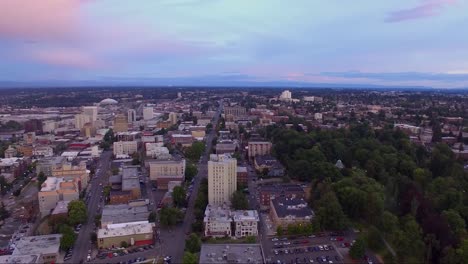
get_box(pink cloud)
[31,49,100,69]
[0,0,85,40]
[386,0,457,23]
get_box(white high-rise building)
[208,154,237,206]
[75,114,90,129]
[127,109,137,123]
[143,106,154,120]
[168,112,177,125]
[279,90,292,100]
[83,106,98,122]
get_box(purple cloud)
[386,0,457,23]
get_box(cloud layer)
[386,0,457,22]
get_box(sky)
[1,0,468,88]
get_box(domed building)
[99,98,118,105]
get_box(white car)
[271,238,279,242]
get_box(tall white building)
[279,90,292,100]
[168,112,177,125]
[143,106,154,120]
[128,109,137,123]
[208,154,237,206]
[83,106,98,122]
[75,114,90,129]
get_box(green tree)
[276,226,284,236]
[148,212,157,222]
[349,237,366,259]
[442,209,466,238]
[184,141,206,162]
[182,251,198,264]
[37,172,47,189]
[231,190,249,210]
[68,200,87,226]
[121,241,128,248]
[185,163,198,182]
[159,207,183,227]
[313,191,348,231]
[185,233,201,253]
[367,225,384,251]
[0,176,9,195]
[173,186,187,208]
[59,225,76,250]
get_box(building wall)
[109,192,133,205]
[38,192,60,217]
[98,233,153,249]
[204,221,231,238]
[114,114,129,133]
[208,155,237,206]
[113,141,138,156]
[148,160,185,183]
[234,220,258,238]
[247,142,272,158]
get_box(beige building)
[75,113,90,129]
[224,105,246,117]
[208,154,237,206]
[83,106,98,122]
[113,141,138,156]
[247,141,272,159]
[114,114,129,133]
[269,197,314,228]
[203,205,259,238]
[12,234,62,264]
[51,161,89,190]
[148,159,186,189]
[143,106,154,120]
[97,221,154,249]
[168,112,178,125]
[38,177,79,217]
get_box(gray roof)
[271,197,314,218]
[199,244,264,264]
[101,204,149,226]
[258,184,304,194]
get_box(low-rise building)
[101,204,150,228]
[248,141,272,159]
[0,254,41,264]
[11,234,62,264]
[33,145,54,158]
[148,159,186,189]
[97,221,154,249]
[270,197,314,228]
[237,166,248,185]
[170,134,193,147]
[38,177,79,217]
[254,155,285,177]
[113,141,138,156]
[199,244,264,264]
[203,205,259,238]
[258,184,305,207]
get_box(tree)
[184,142,206,162]
[148,212,157,222]
[442,209,466,238]
[185,233,201,253]
[0,176,9,195]
[37,172,47,189]
[367,226,384,251]
[349,237,366,260]
[185,163,198,183]
[231,190,249,210]
[121,241,128,248]
[276,226,284,236]
[182,251,198,264]
[173,186,187,208]
[68,200,87,226]
[59,225,76,250]
[159,207,183,227]
[313,191,348,231]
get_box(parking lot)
[264,234,350,264]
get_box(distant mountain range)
[0,78,466,91]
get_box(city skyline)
[1,0,468,88]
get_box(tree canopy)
[67,200,87,226]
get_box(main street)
[69,150,112,264]
[160,101,223,264]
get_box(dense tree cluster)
[266,123,468,263]
[184,141,206,162]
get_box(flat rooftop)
[0,254,40,264]
[97,222,154,239]
[12,234,62,256]
[101,204,149,226]
[199,244,264,264]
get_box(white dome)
[99,98,118,105]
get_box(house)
[254,155,284,177]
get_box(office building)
[11,234,62,264]
[51,161,89,189]
[83,106,98,122]
[148,159,186,189]
[128,109,137,123]
[224,105,246,117]
[38,177,79,217]
[143,106,154,120]
[168,112,178,125]
[113,141,138,156]
[101,204,149,228]
[113,114,128,133]
[75,114,90,129]
[270,197,314,228]
[279,90,292,100]
[208,154,237,206]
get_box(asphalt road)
[69,150,112,264]
[163,102,223,264]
